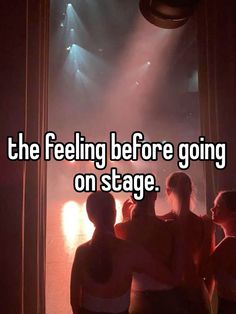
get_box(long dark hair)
[86,191,116,283]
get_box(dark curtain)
[197,0,236,210]
[0,0,49,313]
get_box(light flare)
[61,201,80,251]
[115,199,123,224]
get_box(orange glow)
[115,199,123,224]
[61,201,95,253]
[61,201,80,252]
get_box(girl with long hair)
[206,190,236,314]
[115,191,184,314]
[163,171,215,314]
[70,191,178,314]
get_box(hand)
[122,199,134,221]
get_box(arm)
[203,238,236,298]
[169,221,185,286]
[130,220,184,287]
[131,245,175,286]
[202,254,215,298]
[114,223,125,239]
[122,199,134,222]
[198,216,215,293]
[70,248,82,314]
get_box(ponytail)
[86,191,116,283]
[87,230,113,283]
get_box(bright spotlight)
[61,201,95,251]
[139,0,199,29]
[68,3,72,7]
[60,22,64,28]
[70,28,74,32]
[147,61,151,65]
[66,46,71,51]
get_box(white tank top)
[132,273,173,291]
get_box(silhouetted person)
[115,192,183,314]
[161,171,214,314]
[70,191,175,314]
[205,190,236,314]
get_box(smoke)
[48,0,205,216]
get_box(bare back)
[72,235,161,298]
[74,237,134,297]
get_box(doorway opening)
[46,1,204,313]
